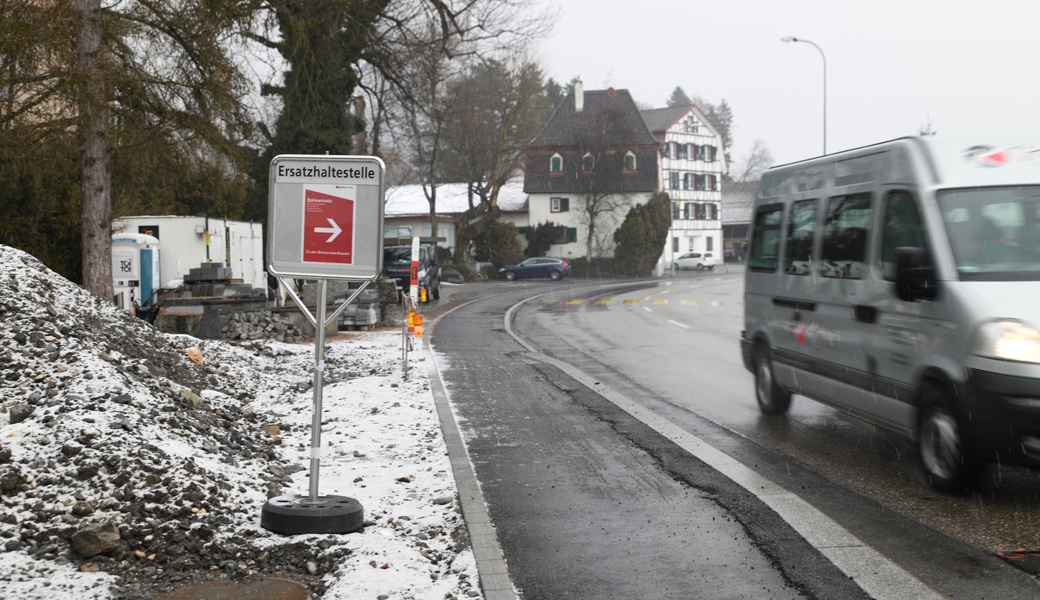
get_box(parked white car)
[673,252,715,271]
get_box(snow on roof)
[384,180,527,217]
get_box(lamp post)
[781,36,826,155]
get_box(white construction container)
[113,216,266,291]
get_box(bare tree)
[571,98,645,259]
[442,58,552,260]
[357,0,554,253]
[731,139,774,182]
[919,116,938,136]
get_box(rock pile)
[221,310,304,343]
[0,245,476,600]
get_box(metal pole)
[782,36,827,155]
[309,278,327,502]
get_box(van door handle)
[853,305,877,323]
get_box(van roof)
[762,136,1040,194]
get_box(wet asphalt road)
[428,280,867,599]
[425,271,1040,598]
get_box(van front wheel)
[917,382,982,492]
[753,345,791,416]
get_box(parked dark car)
[383,245,440,302]
[724,248,744,262]
[497,257,571,281]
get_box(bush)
[442,263,474,280]
[480,264,498,280]
[472,220,523,268]
[567,257,620,279]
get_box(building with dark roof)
[524,82,660,259]
[721,180,758,255]
[641,104,728,268]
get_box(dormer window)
[550,153,563,174]
[623,151,637,172]
[581,153,594,174]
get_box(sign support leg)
[261,277,364,535]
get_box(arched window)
[550,153,563,174]
[623,151,637,172]
[581,153,594,174]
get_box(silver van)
[741,137,1040,492]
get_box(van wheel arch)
[914,376,983,492]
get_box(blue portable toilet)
[112,233,160,311]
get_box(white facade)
[526,191,654,259]
[112,216,266,291]
[647,107,728,271]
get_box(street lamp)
[781,36,827,155]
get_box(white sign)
[268,155,385,279]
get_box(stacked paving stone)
[334,290,382,329]
[179,262,256,299]
[221,310,303,343]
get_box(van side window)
[879,191,928,280]
[820,193,872,279]
[749,204,783,272]
[784,200,818,275]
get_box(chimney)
[574,79,584,112]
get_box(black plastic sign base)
[261,494,364,535]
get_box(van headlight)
[971,320,1040,364]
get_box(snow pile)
[0,245,480,599]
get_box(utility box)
[112,216,266,292]
[112,233,160,310]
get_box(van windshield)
[937,185,1040,281]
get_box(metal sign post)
[260,155,384,535]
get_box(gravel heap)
[0,245,475,599]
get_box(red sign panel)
[303,185,355,264]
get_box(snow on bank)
[0,244,481,599]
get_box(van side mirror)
[894,246,937,302]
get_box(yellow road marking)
[624,299,640,304]
[653,299,668,305]
[681,300,698,306]
[595,299,612,305]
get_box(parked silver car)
[673,252,715,271]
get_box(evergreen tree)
[525,221,563,258]
[613,193,671,275]
[704,99,734,165]
[667,86,692,108]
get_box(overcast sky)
[532,0,1040,170]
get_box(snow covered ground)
[0,244,482,599]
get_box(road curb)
[424,301,518,600]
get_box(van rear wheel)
[753,345,791,416]
[917,381,982,492]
